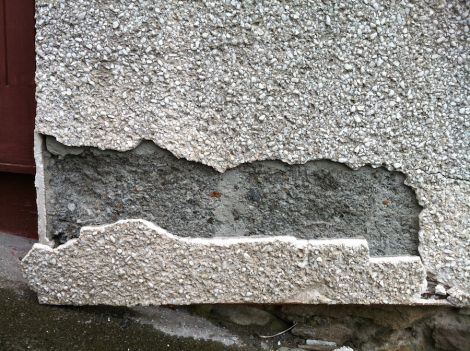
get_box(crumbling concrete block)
[44,140,421,256]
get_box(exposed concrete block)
[44,141,421,256]
[22,220,426,306]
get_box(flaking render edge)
[29,133,470,306]
[22,219,428,306]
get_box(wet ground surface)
[0,232,256,351]
[0,288,250,351]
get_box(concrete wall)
[25,0,469,307]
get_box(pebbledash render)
[23,0,468,307]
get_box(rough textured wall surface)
[22,220,426,306]
[35,0,468,175]
[2,233,469,350]
[32,0,470,305]
[45,139,421,256]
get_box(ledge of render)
[22,219,427,306]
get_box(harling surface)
[22,220,426,306]
[32,0,469,305]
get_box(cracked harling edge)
[30,133,469,306]
[34,133,53,247]
[22,219,429,306]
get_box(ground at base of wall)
[1,232,254,351]
[2,233,469,351]
[0,289,253,351]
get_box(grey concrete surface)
[45,140,421,256]
[0,287,251,351]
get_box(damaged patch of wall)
[44,138,421,257]
[30,0,469,305]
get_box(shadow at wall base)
[0,172,38,239]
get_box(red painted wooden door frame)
[0,0,36,174]
[0,0,37,239]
